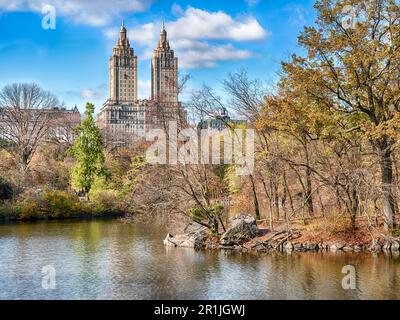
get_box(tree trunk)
[303,141,314,216]
[305,166,314,216]
[249,174,261,220]
[261,178,274,231]
[378,140,396,231]
[274,181,280,220]
[350,188,358,231]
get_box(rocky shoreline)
[164,215,400,254]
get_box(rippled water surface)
[0,219,400,299]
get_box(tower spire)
[118,19,129,47]
[159,21,167,48]
[152,19,178,104]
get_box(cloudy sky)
[0,0,316,112]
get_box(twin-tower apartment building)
[96,22,184,138]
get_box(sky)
[0,0,317,113]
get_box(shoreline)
[0,212,125,224]
[166,232,400,255]
[203,236,398,255]
[164,215,400,256]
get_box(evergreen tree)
[69,103,109,195]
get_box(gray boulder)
[164,228,208,249]
[319,242,329,250]
[220,215,259,245]
[284,241,294,251]
[391,241,400,251]
[330,243,345,251]
[306,243,318,251]
[342,246,353,252]
[368,240,382,252]
[293,243,303,251]
[383,241,392,251]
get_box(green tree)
[69,103,108,195]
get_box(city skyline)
[0,0,316,112]
[96,22,184,138]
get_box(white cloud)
[138,80,151,99]
[104,7,268,69]
[80,89,103,99]
[167,7,268,41]
[105,22,156,49]
[0,0,152,26]
[173,40,252,68]
[246,0,259,7]
[171,3,184,16]
[284,4,308,26]
[103,28,119,40]
[129,23,158,48]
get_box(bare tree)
[223,70,266,122]
[0,83,63,173]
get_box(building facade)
[0,105,81,144]
[151,25,179,105]
[109,21,138,103]
[197,107,247,131]
[97,22,184,141]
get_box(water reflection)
[0,219,399,299]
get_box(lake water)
[0,219,399,300]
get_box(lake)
[0,219,399,299]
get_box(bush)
[305,214,352,235]
[13,190,43,220]
[89,189,121,214]
[11,189,82,219]
[42,190,80,218]
[0,186,122,221]
[0,177,13,201]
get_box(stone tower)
[109,21,138,103]
[151,25,179,104]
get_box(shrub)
[41,190,80,218]
[0,177,13,201]
[3,187,122,220]
[89,189,121,214]
[14,191,43,220]
[12,190,82,219]
[305,214,352,235]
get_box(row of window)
[108,120,145,124]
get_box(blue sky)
[0,0,316,113]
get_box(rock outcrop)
[164,217,400,255]
[219,215,259,246]
[164,223,208,249]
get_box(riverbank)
[0,211,125,223]
[165,215,400,255]
[0,189,128,222]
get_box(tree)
[0,177,13,201]
[281,0,400,231]
[0,83,63,173]
[69,103,108,195]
